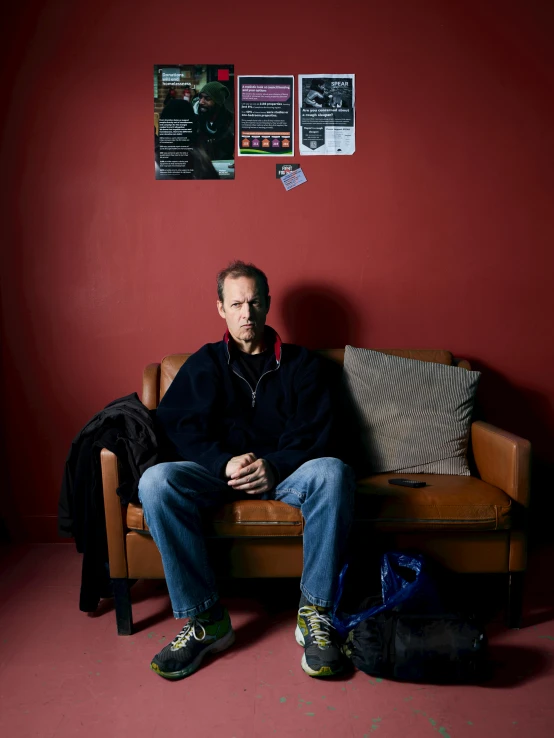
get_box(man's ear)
[217,300,226,319]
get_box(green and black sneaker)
[295,604,345,677]
[151,605,235,680]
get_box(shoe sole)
[295,625,344,678]
[151,628,235,681]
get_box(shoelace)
[299,605,335,648]
[170,618,207,651]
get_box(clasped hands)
[225,453,275,495]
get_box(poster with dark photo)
[299,74,355,155]
[154,64,235,180]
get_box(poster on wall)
[238,76,294,156]
[154,64,235,180]
[298,74,355,156]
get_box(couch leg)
[112,578,133,635]
[506,572,524,629]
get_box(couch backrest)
[143,349,465,409]
[160,354,192,399]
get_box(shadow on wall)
[469,359,554,545]
[280,284,366,473]
[280,284,362,350]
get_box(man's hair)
[216,260,270,304]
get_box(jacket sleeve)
[263,352,334,482]
[156,351,233,479]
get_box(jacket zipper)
[231,365,280,407]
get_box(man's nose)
[241,303,253,321]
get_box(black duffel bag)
[342,609,487,683]
[333,552,488,683]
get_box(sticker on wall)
[276,163,300,178]
[154,64,235,180]
[298,74,355,156]
[238,76,294,156]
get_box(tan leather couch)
[101,349,531,635]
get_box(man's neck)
[236,339,266,355]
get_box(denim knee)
[313,456,349,477]
[307,457,355,505]
[138,462,177,510]
[312,456,353,482]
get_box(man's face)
[198,92,216,115]
[217,276,270,349]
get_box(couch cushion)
[211,500,304,537]
[343,346,481,475]
[355,473,512,531]
[127,472,511,536]
[127,499,304,537]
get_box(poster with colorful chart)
[238,76,294,156]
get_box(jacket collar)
[224,326,282,365]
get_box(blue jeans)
[138,458,355,619]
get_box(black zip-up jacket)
[156,327,333,482]
[58,393,160,612]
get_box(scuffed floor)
[0,543,553,737]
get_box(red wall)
[1,0,553,541]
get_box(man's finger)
[231,461,261,479]
[230,466,253,480]
[228,472,267,489]
[229,480,265,491]
[228,474,263,488]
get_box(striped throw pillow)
[343,347,481,475]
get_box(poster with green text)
[154,64,235,179]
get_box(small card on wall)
[276,163,300,178]
[281,167,307,191]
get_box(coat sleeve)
[156,351,233,479]
[262,352,334,482]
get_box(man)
[193,81,234,160]
[303,79,331,108]
[139,261,355,681]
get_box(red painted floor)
[1,543,553,738]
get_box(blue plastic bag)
[332,552,440,638]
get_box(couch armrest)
[101,448,128,578]
[470,421,531,508]
[142,363,161,410]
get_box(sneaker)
[151,606,235,680]
[295,605,344,677]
